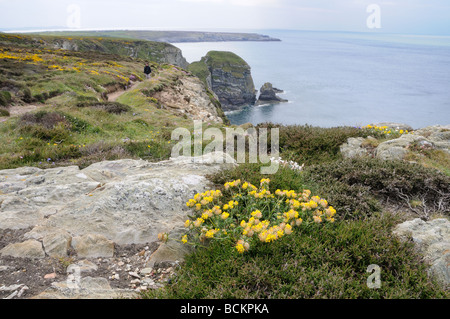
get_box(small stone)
[0,266,10,272]
[128,271,140,279]
[0,240,45,259]
[44,273,57,279]
[17,285,29,298]
[140,267,153,275]
[71,234,114,258]
[142,278,155,285]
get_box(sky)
[0,0,450,35]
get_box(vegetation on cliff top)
[0,33,185,66]
[0,40,224,169]
[28,30,281,43]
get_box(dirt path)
[0,104,45,123]
[0,80,144,123]
[107,80,142,102]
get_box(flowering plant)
[364,124,411,136]
[159,179,336,254]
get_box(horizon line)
[1,27,450,38]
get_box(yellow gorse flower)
[178,178,337,254]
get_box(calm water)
[174,30,450,129]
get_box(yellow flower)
[184,219,190,228]
[221,212,229,220]
[313,215,322,223]
[235,243,245,254]
[223,204,229,210]
[251,210,262,219]
[181,235,188,244]
[285,224,292,235]
[265,233,277,243]
[193,218,204,227]
[158,232,168,242]
[205,229,216,238]
[326,217,335,223]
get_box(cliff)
[188,51,256,111]
[30,30,281,43]
[0,33,189,69]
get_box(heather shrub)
[76,101,131,114]
[0,107,10,116]
[304,157,450,219]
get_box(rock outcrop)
[393,218,450,286]
[188,51,256,111]
[0,152,236,298]
[151,75,226,124]
[256,82,288,105]
[340,124,450,161]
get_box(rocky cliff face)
[188,51,256,111]
[50,38,189,69]
[151,74,227,124]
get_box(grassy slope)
[0,33,181,65]
[0,40,218,169]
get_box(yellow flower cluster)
[365,124,411,135]
[174,179,337,253]
[0,50,43,63]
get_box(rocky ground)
[0,229,168,299]
[340,123,450,161]
[0,152,236,299]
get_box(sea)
[173,30,450,129]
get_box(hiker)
[144,62,152,79]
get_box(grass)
[140,123,449,299]
[143,211,449,299]
[0,44,220,170]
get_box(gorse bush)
[159,178,336,255]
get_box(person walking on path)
[144,62,152,80]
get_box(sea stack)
[256,82,288,105]
[188,51,256,111]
